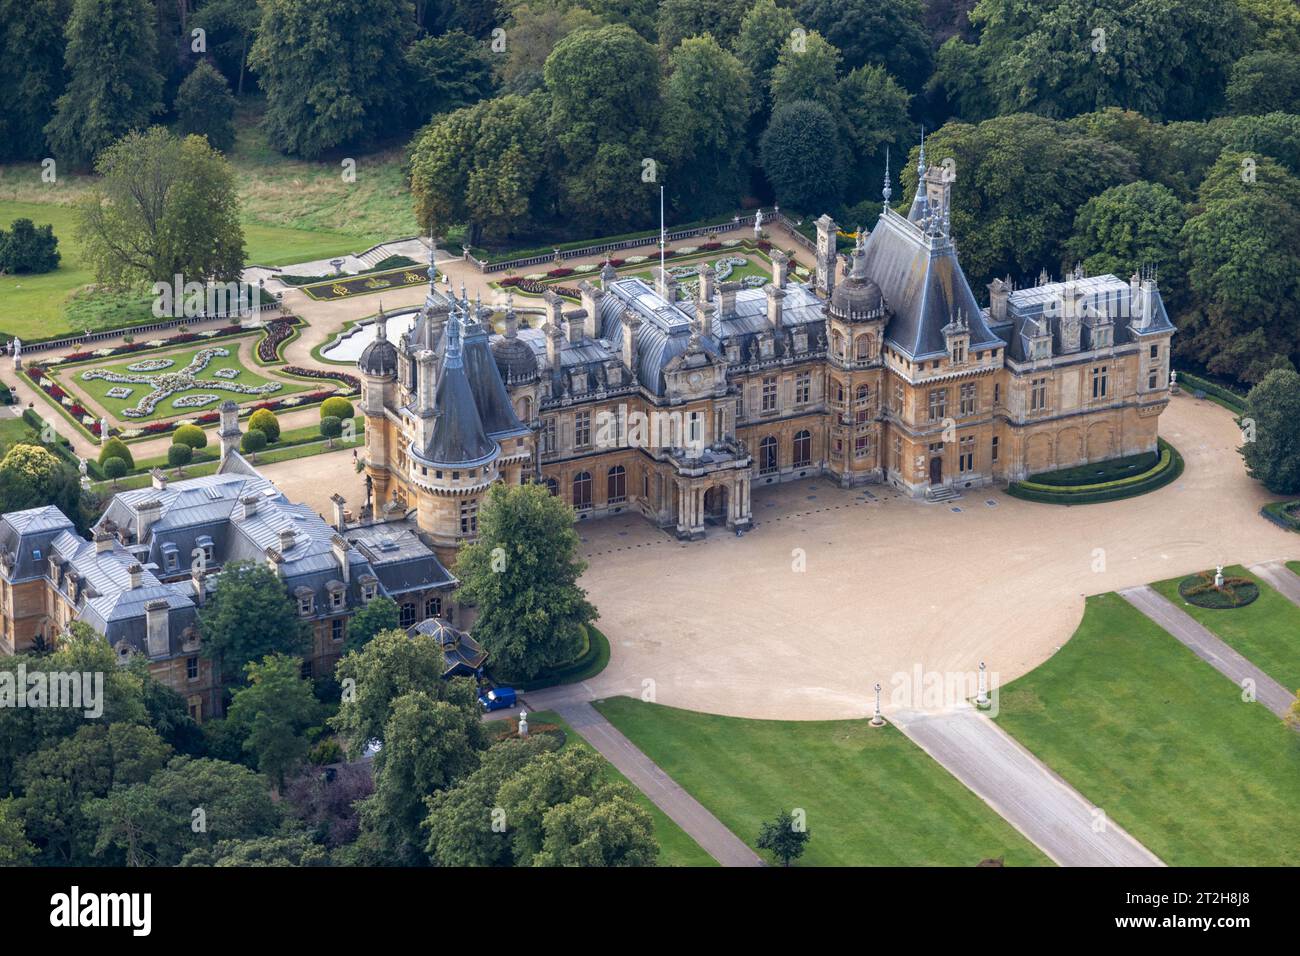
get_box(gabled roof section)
[461,319,528,439]
[861,209,1003,360]
[418,317,497,467]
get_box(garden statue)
[11,336,20,369]
[99,418,108,445]
[753,209,762,240]
[518,710,529,737]
[1170,369,1178,389]
[1214,565,1224,589]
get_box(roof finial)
[918,125,927,176]
[882,146,892,209]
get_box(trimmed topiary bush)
[249,408,280,443]
[173,423,207,449]
[1178,571,1260,609]
[319,415,343,447]
[167,443,193,469]
[103,457,128,483]
[320,396,353,421]
[98,437,134,470]
[241,428,268,458]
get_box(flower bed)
[257,318,300,364]
[1177,571,1260,609]
[282,367,360,393]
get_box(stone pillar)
[217,401,241,462]
[815,214,838,298]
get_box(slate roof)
[0,505,75,582]
[860,209,1004,360]
[1000,274,1176,363]
[416,316,497,467]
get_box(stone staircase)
[926,485,961,503]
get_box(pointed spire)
[376,301,387,341]
[917,125,927,176]
[445,309,463,367]
[882,146,892,209]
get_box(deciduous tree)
[198,560,306,686]
[76,128,245,288]
[455,483,596,681]
[44,0,163,167]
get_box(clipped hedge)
[1176,370,1247,413]
[1007,439,1183,505]
[493,624,611,692]
[1260,500,1300,531]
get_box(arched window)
[856,384,871,423]
[793,430,812,467]
[607,465,626,503]
[856,335,874,361]
[573,471,592,510]
[400,602,417,628]
[516,396,532,421]
[833,379,846,404]
[759,436,778,475]
[832,330,845,357]
[544,477,558,496]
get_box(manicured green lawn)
[527,709,716,867]
[1152,565,1300,693]
[0,413,31,455]
[50,343,307,423]
[994,592,1300,866]
[595,697,1051,866]
[0,179,384,340]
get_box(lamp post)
[870,682,884,727]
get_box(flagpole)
[659,185,665,280]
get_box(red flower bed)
[89,421,101,436]
[608,258,625,267]
[701,242,721,251]
[757,240,772,251]
[547,267,574,278]
[144,422,169,433]
[27,367,44,381]
[198,412,220,424]
[69,404,86,417]
[47,384,65,400]
[64,351,93,362]
[283,366,360,392]
[257,319,298,363]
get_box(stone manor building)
[358,155,1175,556]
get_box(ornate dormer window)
[943,309,971,365]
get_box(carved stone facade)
[361,169,1175,555]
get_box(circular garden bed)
[1178,571,1260,609]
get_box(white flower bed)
[676,246,698,255]
[172,393,220,409]
[213,368,239,379]
[93,348,114,357]
[122,429,144,438]
[79,346,281,418]
[106,386,134,399]
[722,239,741,247]
[524,273,546,281]
[712,256,748,282]
[625,255,649,264]
[126,358,175,372]
[574,263,598,273]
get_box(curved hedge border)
[1007,439,1183,505]
[1175,371,1247,414]
[1261,500,1300,532]
[494,624,611,692]
[1177,572,1260,609]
